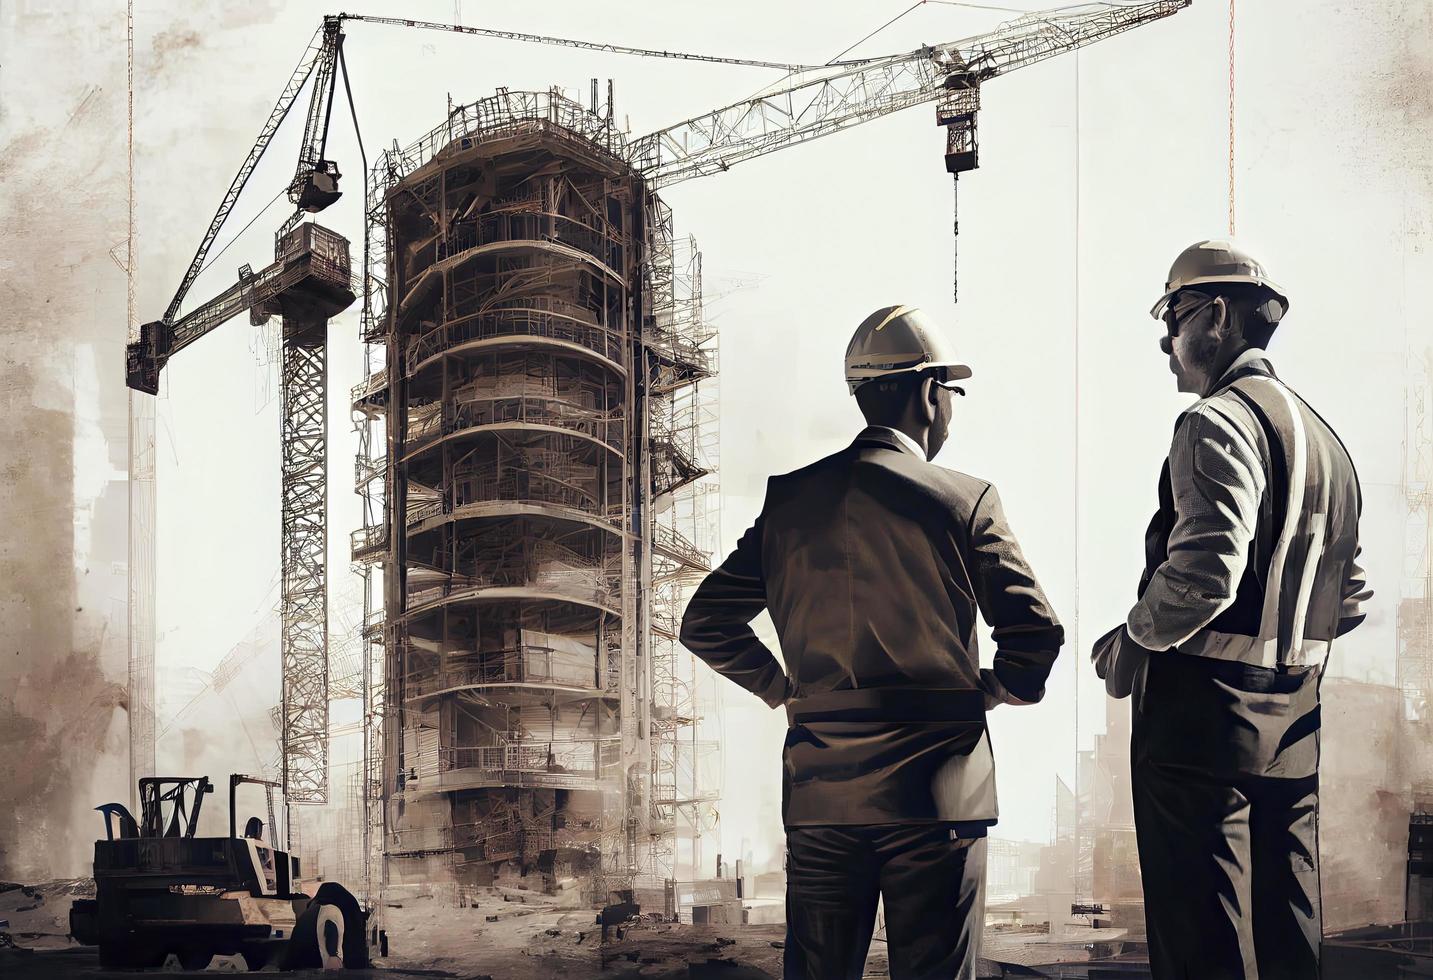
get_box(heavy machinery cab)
[87,775,301,900]
[227,775,301,897]
[72,774,313,970]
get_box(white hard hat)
[1149,239,1289,324]
[844,305,972,395]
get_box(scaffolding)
[351,88,717,906]
[644,201,721,884]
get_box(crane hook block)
[291,159,343,213]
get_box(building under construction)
[351,90,719,905]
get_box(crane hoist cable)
[337,34,369,332]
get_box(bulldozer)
[69,774,382,970]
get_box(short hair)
[854,372,926,426]
[1208,282,1280,349]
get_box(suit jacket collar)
[852,425,924,459]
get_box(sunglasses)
[929,366,967,396]
[1160,290,1217,337]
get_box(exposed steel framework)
[352,89,722,901]
[643,208,722,883]
[280,326,331,803]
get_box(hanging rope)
[1227,0,1236,236]
[1072,44,1082,861]
[952,177,959,302]
[127,0,136,341]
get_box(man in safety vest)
[681,305,1064,980]
[1093,241,1371,979]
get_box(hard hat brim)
[1148,274,1289,321]
[936,362,973,382]
[845,360,972,394]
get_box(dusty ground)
[0,881,802,979]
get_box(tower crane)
[126,15,359,809]
[126,0,1190,816]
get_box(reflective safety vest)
[1140,362,1363,670]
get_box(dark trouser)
[783,825,985,980]
[1134,762,1320,980]
[1132,653,1323,980]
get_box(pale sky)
[90,0,1433,865]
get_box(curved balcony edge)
[402,418,624,466]
[401,584,623,623]
[408,499,627,539]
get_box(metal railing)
[354,453,386,487]
[644,324,715,377]
[403,396,623,455]
[403,560,620,614]
[437,210,626,274]
[350,368,388,406]
[651,521,710,572]
[439,737,622,785]
[377,91,628,194]
[452,464,622,526]
[405,647,610,699]
[406,497,445,527]
[350,523,387,562]
[650,605,680,638]
[406,299,625,370]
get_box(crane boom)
[631,0,1189,188]
[128,224,354,394]
[162,26,330,324]
[291,17,344,202]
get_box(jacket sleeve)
[1126,406,1267,650]
[1337,545,1372,636]
[679,502,790,709]
[968,484,1065,705]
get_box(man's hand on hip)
[1091,625,1153,700]
[979,667,1035,710]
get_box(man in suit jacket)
[1093,241,1370,980]
[681,305,1064,980]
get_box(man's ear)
[1211,295,1232,340]
[919,375,938,424]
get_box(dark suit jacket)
[679,426,1064,825]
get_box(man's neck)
[1201,345,1265,397]
[871,423,928,459]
